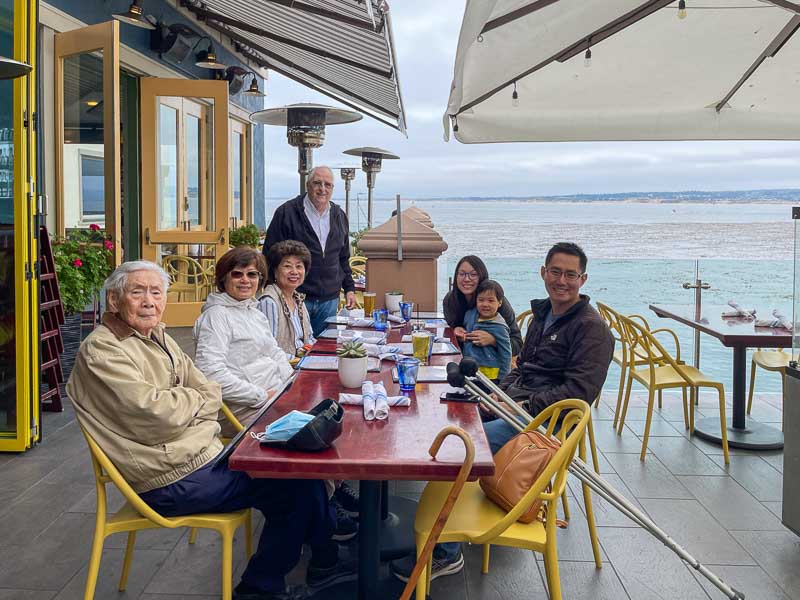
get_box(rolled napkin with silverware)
[362,343,401,357]
[339,383,410,418]
[374,381,390,420]
[361,380,376,420]
[722,300,756,319]
[387,313,404,323]
[754,309,793,330]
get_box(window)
[79,154,104,221]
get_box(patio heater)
[338,167,357,219]
[251,104,362,195]
[343,147,399,229]
[0,56,32,80]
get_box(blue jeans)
[140,461,335,593]
[305,297,340,337]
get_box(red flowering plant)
[52,225,114,315]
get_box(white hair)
[103,260,170,296]
[306,165,333,184]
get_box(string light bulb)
[452,115,459,133]
[512,81,519,107]
[678,0,687,19]
[584,47,592,68]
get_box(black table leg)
[694,344,784,450]
[358,481,380,600]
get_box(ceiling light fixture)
[195,38,226,70]
[113,1,156,30]
[512,81,519,107]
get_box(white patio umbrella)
[444,0,800,143]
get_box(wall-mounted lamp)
[0,56,32,80]
[224,66,264,96]
[195,38,226,70]
[113,0,156,30]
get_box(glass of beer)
[363,292,376,315]
[412,331,433,365]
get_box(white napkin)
[360,381,376,420]
[722,300,756,319]
[340,382,409,421]
[338,308,365,318]
[349,318,374,327]
[339,332,386,345]
[755,309,793,331]
[387,313,404,323]
[362,343,401,357]
[401,334,449,343]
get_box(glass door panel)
[229,118,248,228]
[141,79,228,326]
[55,20,121,265]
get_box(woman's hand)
[465,329,496,347]
[453,326,468,341]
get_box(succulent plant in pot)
[337,340,368,388]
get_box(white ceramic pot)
[338,356,368,389]
[385,293,404,313]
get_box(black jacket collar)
[531,294,591,322]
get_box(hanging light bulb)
[512,81,519,108]
[453,116,459,133]
[584,47,592,68]
[678,0,687,19]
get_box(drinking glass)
[412,330,433,365]
[397,358,420,392]
[399,301,414,322]
[363,292,376,315]
[372,308,388,331]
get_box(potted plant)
[52,224,114,316]
[229,223,263,249]
[337,340,368,388]
[385,290,404,313]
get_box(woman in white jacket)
[193,247,293,437]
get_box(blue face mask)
[264,410,314,442]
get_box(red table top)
[649,304,792,348]
[229,324,495,481]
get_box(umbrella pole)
[459,368,746,600]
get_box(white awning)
[184,0,406,133]
[445,0,800,143]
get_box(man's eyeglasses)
[457,271,479,280]
[544,267,584,281]
[310,180,334,190]
[230,270,261,280]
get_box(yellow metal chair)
[349,255,367,271]
[162,254,209,302]
[81,428,252,600]
[597,302,685,427]
[747,349,790,429]
[515,309,533,336]
[616,316,729,464]
[411,399,591,600]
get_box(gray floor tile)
[603,453,692,499]
[548,509,607,563]
[709,455,783,502]
[52,547,169,600]
[678,475,785,531]
[731,530,800,598]
[747,401,783,423]
[463,544,547,599]
[590,402,617,422]
[0,591,56,600]
[590,423,649,455]
[140,595,218,600]
[761,451,784,473]
[597,528,712,599]
[104,527,189,552]
[567,474,648,529]
[638,498,755,565]
[644,437,728,476]
[696,564,791,600]
[625,418,686,437]
[68,485,126,514]
[762,501,783,520]
[557,560,629,600]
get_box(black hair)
[545,242,588,272]
[442,255,491,326]
[476,279,504,304]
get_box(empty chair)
[162,254,209,302]
[616,315,729,464]
[747,349,790,429]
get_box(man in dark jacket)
[264,166,356,336]
[483,242,614,453]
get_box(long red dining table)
[229,322,495,600]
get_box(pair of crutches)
[403,357,745,600]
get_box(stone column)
[357,208,447,312]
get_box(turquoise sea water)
[266,198,794,393]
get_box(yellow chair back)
[515,309,533,335]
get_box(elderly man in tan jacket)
[67,260,354,600]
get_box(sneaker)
[332,502,358,541]
[390,550,464,583]
[233,582,309,600]
[307,557,358,589]
[334,482,360,515]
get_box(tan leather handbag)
[479,430,561,524]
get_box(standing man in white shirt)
[264,166,357,336]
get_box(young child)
[462,279,512,381]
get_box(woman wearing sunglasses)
[443,255,523,355]
[257,240,316,359]
[193,246,293,438]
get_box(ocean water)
[265,198,794,393]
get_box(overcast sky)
[260,0,800,200]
